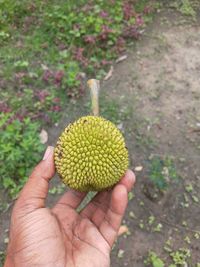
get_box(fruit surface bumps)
[54,116,129,191]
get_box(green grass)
[144,251,165,267]
[179,0,196,17]
[148,156,179,190]
[0,0,158,197]
[144,248,194,266]
[0,113,44,197]
[168,0,199,18]
[170,248,191,266]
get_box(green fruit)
[54,116,129,192]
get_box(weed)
[100,98,124,125]
[179,0,196,17]
[169,0,197,18]
[0,202,10,213]
[117,249,125,258]
[86,95,132,125]
[0,0,158,197]
[170,248,191,265]
[0,113,44,198]
[128,192,135,200]
[185,183,193,192]
[139,220,145,229]
[0,87,63,125]
[184,236,191,244]
[144,251,165,267]
[0,251,5,267]
[49,184,66,195]
[191,195,199,203]
[194,232,200,240]
[153,223,163,233]
[129,211,136,219]
[180,193,190,208]
[148,156,178,190]
[0,0,158,101]
[148,215,155,225]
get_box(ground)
[1,7,200,267]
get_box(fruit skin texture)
[54,116,129,192]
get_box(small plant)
[49,184,65,195]
[179,0,196,17]
[0,31,10,41]
[170,0,197,18]
[14,60,29,69]
[148,156,178,190]
[100,98,123,125]
[0,0,158,199]
[144,251,165,267]
[170,248,191,265]
[0,113,44,198]
[0,251,5,267]
[1,87,63,125]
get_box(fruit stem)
[87,79,100,116]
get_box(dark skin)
[4,146,135,267]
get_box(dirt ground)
[1,8,200,267]
[108,10,200,267]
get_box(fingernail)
[43,146,54,160]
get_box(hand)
[4,146,135,267]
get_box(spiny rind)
[54,116,129,192]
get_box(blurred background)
[0,0,200,266]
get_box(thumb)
[16,146,55,211]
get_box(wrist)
[4,256,12,267]
[4,253,14,267]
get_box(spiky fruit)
[54,116,129,192]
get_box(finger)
[80,170,135,221]
[91,170,135,226]
[120,170,136,192]
[16,146,55,211]
[52,189,86,215]
[80,190,110,220]
[99,184,128,248]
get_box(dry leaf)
[117,249,125,258]
[4,237,9,244]
[78,72,86,79]
[116,55,127,63]
[118,225,129,236]
[104,66,114,81]
[117,122,123,131]
[41,64,48,70]
[39,129,48,144]
[134,166,143,172]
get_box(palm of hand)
[52,202,110,267]
[5,147,134,267]
[10,203,110,267]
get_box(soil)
[1,8,200,267]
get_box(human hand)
[4,146,135,267]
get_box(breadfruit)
[54,116,129,192]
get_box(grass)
[144,248,193,266]
[179,0,196,17]
[0,0,158,197]
[1,0,197,197]
[144,251,164,267]
[0,114,44,197]
[148,156,179,191]
[167,0,199,18]
[1,2,200,267]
